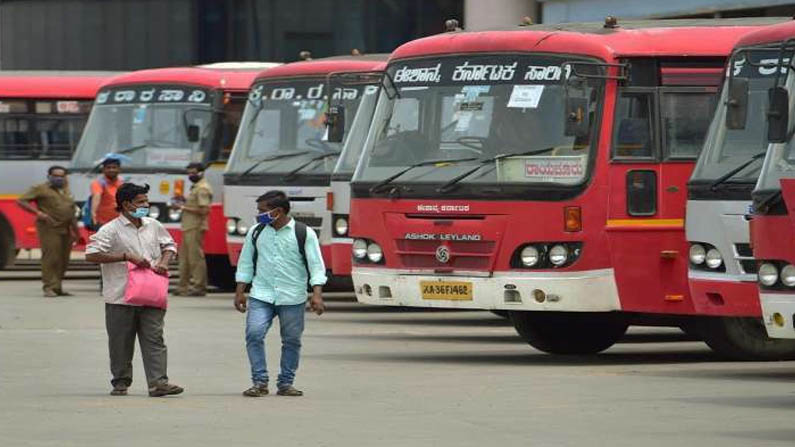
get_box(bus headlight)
[168,208,182,222]
[758,263,779,287]
[549,244,569,266]
[227,219,237,234]
[334,216,349,237]
[148,206,161,220]
[366,242,383,263]
[781,264,795,287]
[236,220,249,236]
[705,248,723,269]
[352,239,368,259]
[689,244,706,265]
[520,245,540,267]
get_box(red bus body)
[349,20,781,352]
[0,71,118,267]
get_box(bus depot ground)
[2,264,795,447]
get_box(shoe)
[148,383,184,397]
[55,290,73,296]
[110,385,128,396]
[276,385,303,397]
[242,383,269,397]
[43,290,58,298]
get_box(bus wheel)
[206,255,236,290]
[509,311,628,355]
[700,316,795,361]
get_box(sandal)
[276,385,303,397]
[148,383,184,397]
[243,384,269,397]
[110,385,128,396]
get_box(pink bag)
[124,262,169,309]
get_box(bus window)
[661,91,716,160]
[614,92,655,159]
[217,95,246,161]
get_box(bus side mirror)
[564,97,590,137]
[326,105,345,143]
[187,124,200,142]
[767,86,789,143]
[726,77,749,130]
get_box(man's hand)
[151,261,169,276]
[309,292,325,316]
[126,253,151,269]
[36,211,56,226]
[234,291,248,313]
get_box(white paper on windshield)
[507,85,544,109]
[298,107,318,120]
[133,105,147,124]
[455,112,474,132]
[0,103,9,113]
[146,148,192,167]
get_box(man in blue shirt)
[234,190,327,397]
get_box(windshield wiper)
[238,151,312,178]
[117,143,150,155]
[282,151,341,182]
[436,147,556,193]
[369,157,479,194]
[709,151,767,191]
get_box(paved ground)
[2,276,795,447]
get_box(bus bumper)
[687,272,761,317]
[330,240,352,276]
[760,292,795,339]
[352,267,621,312]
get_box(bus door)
[606,85,716,314]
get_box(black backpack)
[250,220,311,290]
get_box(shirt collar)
[272,217,295,232]
[121,215,151,227]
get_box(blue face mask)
[255,210,275,226]
[131,207,149,219]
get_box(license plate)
[420,281,473,300]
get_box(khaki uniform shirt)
[19,183,76,235]
[86,216,177,305]
[181,178,213,231]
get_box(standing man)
[91,157,124,228]
[234,190,327,397]
[17,166,81,297]
[85,183,183,397]
[174,162,212,296]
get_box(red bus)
[223,55,387,287]
[0,71,119,269]
[746,21,795,340]
[68,63,279,288]
[347,18,784,356]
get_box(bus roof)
[734,20,795,48]
[0,71,121,99]
[389,18,791,63]
[103,63,281,91]
[255,54,389,82]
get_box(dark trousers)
[105,303,168,388]
[38,226,71,293]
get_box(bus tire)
[509,311,628,355]
[0,216,16,269]
[700,316,795,361]
[206,255,236,290]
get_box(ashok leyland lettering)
[349,19,783,357]
[686,27,795,359]
[0,71,119,269]
[223,56,387,284]
[747,20,795,340]
[69,64,278,288]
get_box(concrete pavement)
[1,277,795,447]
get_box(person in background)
[16,165,81,297]
[85,182,183,398]
[173,162,212,296]
[234,190,327,398]
[91,157,124,228]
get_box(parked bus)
[747,22,795,340]
[687,23,795,358]
[346,18,786,357]
[223,55,387,286]
[328,63,386,277]
[68,63,279,288]
[0,71,118,269]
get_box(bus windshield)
[71,85,215,170]
[691,50,783,185]
[353,54,603,188]
[333,84,380,177]
[0,99,92,160]
[226,79,367,176]
[757,67,795,192]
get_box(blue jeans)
[245,298,305,388]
